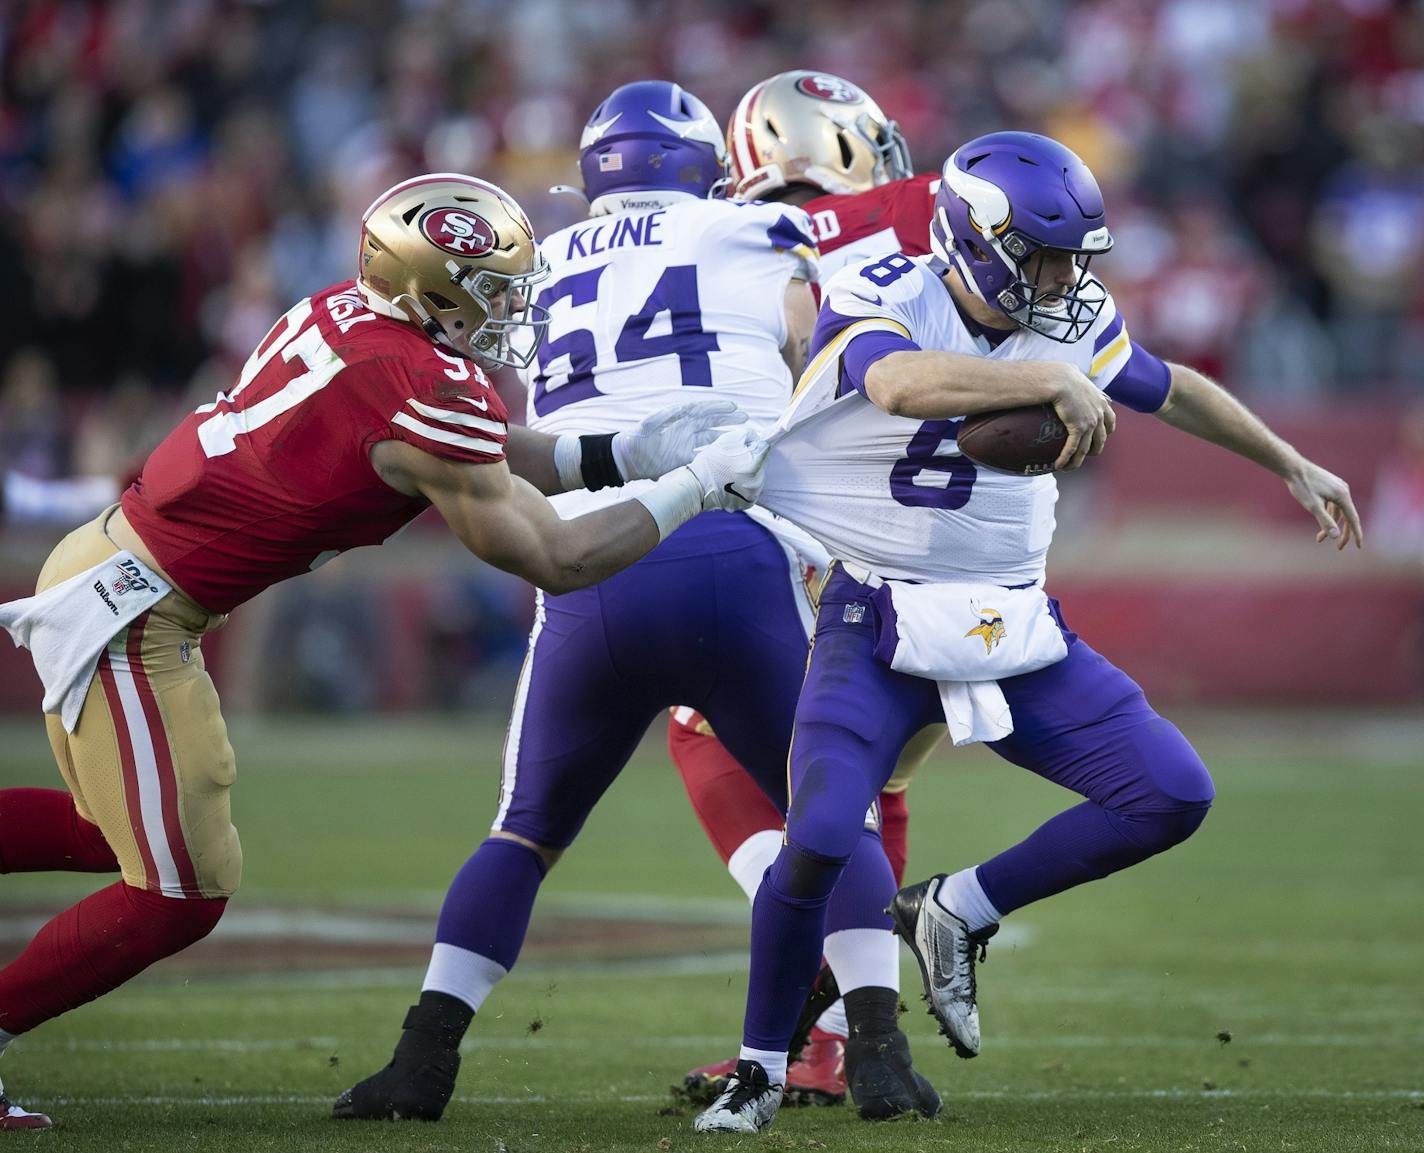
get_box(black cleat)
[844,1028,941,1121]
[332,1019,460,1121]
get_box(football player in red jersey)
[674,71,943,1108]
[0,173,764,1128]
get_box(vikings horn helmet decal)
[929,132,1113,343]
[727,70,912,201]
[358,173,550,368]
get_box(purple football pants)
[742,565,1214,1050]
[433,514,892,973]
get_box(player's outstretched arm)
[503,400,750,495]
[1155,362,1364,550]
[864,352,1115,470]
[370,430,768,593]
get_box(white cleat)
[0,1077,51,1131]
[889,874,998,1058]
[692,1059,783,1133]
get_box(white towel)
[0,551,170,732]
[871,580,1069,746]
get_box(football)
[957,404,1068,475]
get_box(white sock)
[814,999,848,1039]
[936,867,1002,933]
[726,829,784,903]
[738,1045,787,1086]
[421,943,509,1013]
[822,927,900,995]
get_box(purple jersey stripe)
[808,305,860,361]
[1093,311,1125,353]
[1105,340,1172,413]
[766,212,817,253]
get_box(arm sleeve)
[1086,305,1172,413]
[841,330,922,397]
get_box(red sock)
[879,789,909,887]
[0,788,119,873]
[669,712,783,864]
[0,881,225,1035]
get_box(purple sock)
[434,838,547,970]
[742,842,842,1051]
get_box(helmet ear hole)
[836,133,854,170]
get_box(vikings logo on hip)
[420,208,497,257]
[795,74,864,103]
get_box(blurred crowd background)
[1,0,1421,713]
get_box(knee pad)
[765,839,848,907]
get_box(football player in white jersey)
[338,81,939,1126]
[692,131,1361,1134]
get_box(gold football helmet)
[727,71,912,201]
[358,173,550,368]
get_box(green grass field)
[2,711,1422,1152]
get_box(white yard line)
[41,1088,1424,1108]
[18,1030,1424,1055]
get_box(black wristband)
[579,432,623,490]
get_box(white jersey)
[762,252,1168,586]
[520,198,817,517]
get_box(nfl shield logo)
[843,603,866,624]
[179,640,192,664]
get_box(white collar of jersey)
[587,189,700,217]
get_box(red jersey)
[803,172,939,281]
[123,281,509,613]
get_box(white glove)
[611,399,749,481]
[686,426,769,512]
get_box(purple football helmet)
[577,81,726,214]
[929,131,1113,343]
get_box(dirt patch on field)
[0,902,749,974]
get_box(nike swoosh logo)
[724,481,750,503]
[455,396,490,411]
[859,292,884,306]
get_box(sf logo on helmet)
[419,208,497,257]
[795,74,864,103]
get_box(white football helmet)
[727,71,911,201]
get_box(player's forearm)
[504,425,626,496]
[536,501,664,593]
[503,426,563,494]
[1155,363,1301,477]
[864,351,1075,419]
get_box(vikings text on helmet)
[358,173,550,368]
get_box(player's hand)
[686,426,769,512]
[612,399,750,481]
[1284,457,1364,550]
[1043,363,1115,470]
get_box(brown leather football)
[956,404,1067,475]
